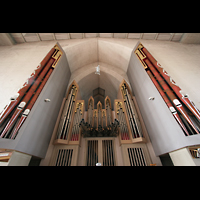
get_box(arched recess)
[71,70,123,111]
[66,62,132,110]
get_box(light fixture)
[95,38,100,75]
[148,97,155,101]
[95,65,100,75]
[44,99,51,102]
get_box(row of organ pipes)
[54,79,145,145]
[121,83,143,138]
[115,81,146,143]
[87,96,113,131]
[54,81,85,145]
[56,84,77,140]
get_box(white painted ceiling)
[10,33,184,43]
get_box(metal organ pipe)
[127,90,143,137]
[71,103,82,141]
[125,87,143,137]
[117,102,129,140]
[10,68,54,139]
[62,87,77,140]
[57,87,74,139]
[88,103,93,125]
[146,70,190,136]
[98,106,102,128]
[106,100,112,127]
[121,107,129,140]
[0,47,56,126]
[102,111,106,128]
[0,58,55,138]
[144,58,199,135]
[56,86,77,140]
[121,85,137,139]
[142,47,200,122]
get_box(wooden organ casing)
[54,80,84,146]
[116,79,147,145]
[86,96,113,131]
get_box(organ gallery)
[0,39,200,166]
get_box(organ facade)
[0,41,200,166]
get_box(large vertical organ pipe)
[0,58,55,138]
[142,47,200,122]
[144,58,199,135]
[70,106,77,141]
[146,70,190,136]
[121,108,129,140]
[122,85,137,138]
[57,87,75,139]
[124,86,143,137]
[57,88,73,139]
[0,47,56,126]
[62,88,77,140]
[10,68,54,139]
[126,90,143,137]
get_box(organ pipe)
[0,44,62,139]
[134,42,200,136]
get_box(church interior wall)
[0,38,199,113]
[0,37,200,165]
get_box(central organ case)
[45,79,150,166]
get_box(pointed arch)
[97,101,102,127]
[105,96,113,126]
[119,79,133,99]
[65,80,79,99]
[87,96,94,125]
[97,101,102,111]
[88,96,94,110]
[105,96,111,109]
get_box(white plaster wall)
[62,38,98,73]
[0,38,200,116]
[0,41,57,113]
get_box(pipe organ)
[54,81,84,145]
[2,42,200,166]
[46,78,151,166]
[115,101,130,141]
[80,96,119,138]
[0,43,165,166]
[56,85,77,140]
[0,44,63,140]
[134,43,200,136]
[115,80,146,145]
[121,82,143,138]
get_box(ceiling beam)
[21,33,26,42]
[0,33,16,46]
[169,33,175,41]
[180,33,200,44]
[36,33,41,41]
[52,33,56,40]
[154,33,159,40]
